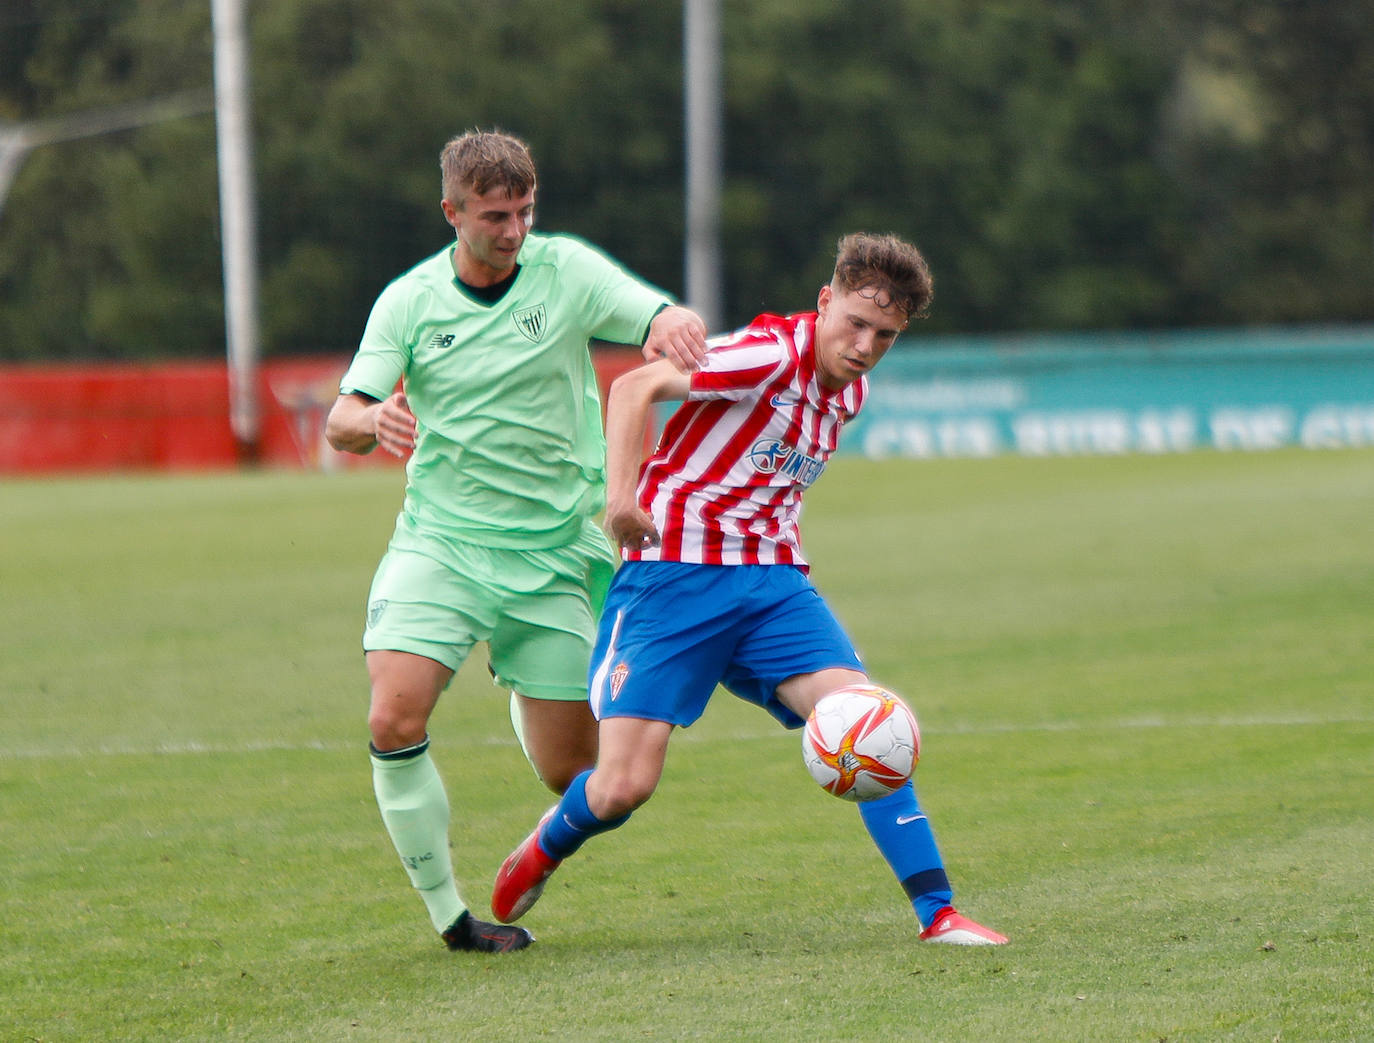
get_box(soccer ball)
[801,684,920,801]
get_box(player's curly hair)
[832,233,933,321]
[440,129,536,207]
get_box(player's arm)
[603,359,692,549]
[642,304,708,373]
[325,390,416,458]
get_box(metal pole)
[684,0,723,333]
[211,0,262,462]
[0,91,213,225]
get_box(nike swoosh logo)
[896,814,927,825]
[770,393,798,407]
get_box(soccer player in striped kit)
[493,233,1006,945]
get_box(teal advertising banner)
[850,326,1374,458]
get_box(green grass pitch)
[2,449,1371,1041]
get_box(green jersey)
[342,233,670,548]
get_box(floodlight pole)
[684,0,723,333]
[212,0,262,463]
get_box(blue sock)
[538,769,631,860]
[857,780,953,928]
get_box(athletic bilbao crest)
[513,304,547,343]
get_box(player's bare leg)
[367,649,449,750]
[582,716,673,819]
[775,665,868,721]
[510,692,599,794]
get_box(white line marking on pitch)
[0,714,1368,761]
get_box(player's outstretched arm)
[642,305,708,373]
[603,359,691,549]
[325,391,417,458]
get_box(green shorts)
[362,514,618,702]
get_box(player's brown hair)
[832,233,933,321]
[440,129,537,207]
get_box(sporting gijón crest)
[512,304,547,343]
[609,662,629,701]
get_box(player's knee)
[589,768,657,819]
[367,701,428,751]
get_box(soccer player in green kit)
[326,129,707,953]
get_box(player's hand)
[605,501,661,551]
[373,391,417,458]
[643,305,708,373]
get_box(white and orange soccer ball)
[801,684,920,801]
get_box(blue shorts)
[588,561,864,729]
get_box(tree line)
[1,0,1371,362]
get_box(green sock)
[370,740,465,933]
[508,689,532,765]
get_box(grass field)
[2,449,1371,1041]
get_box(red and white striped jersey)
[626,311,866,571]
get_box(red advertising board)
[0,349,648,474]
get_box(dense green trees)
[1,0,1370,361]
